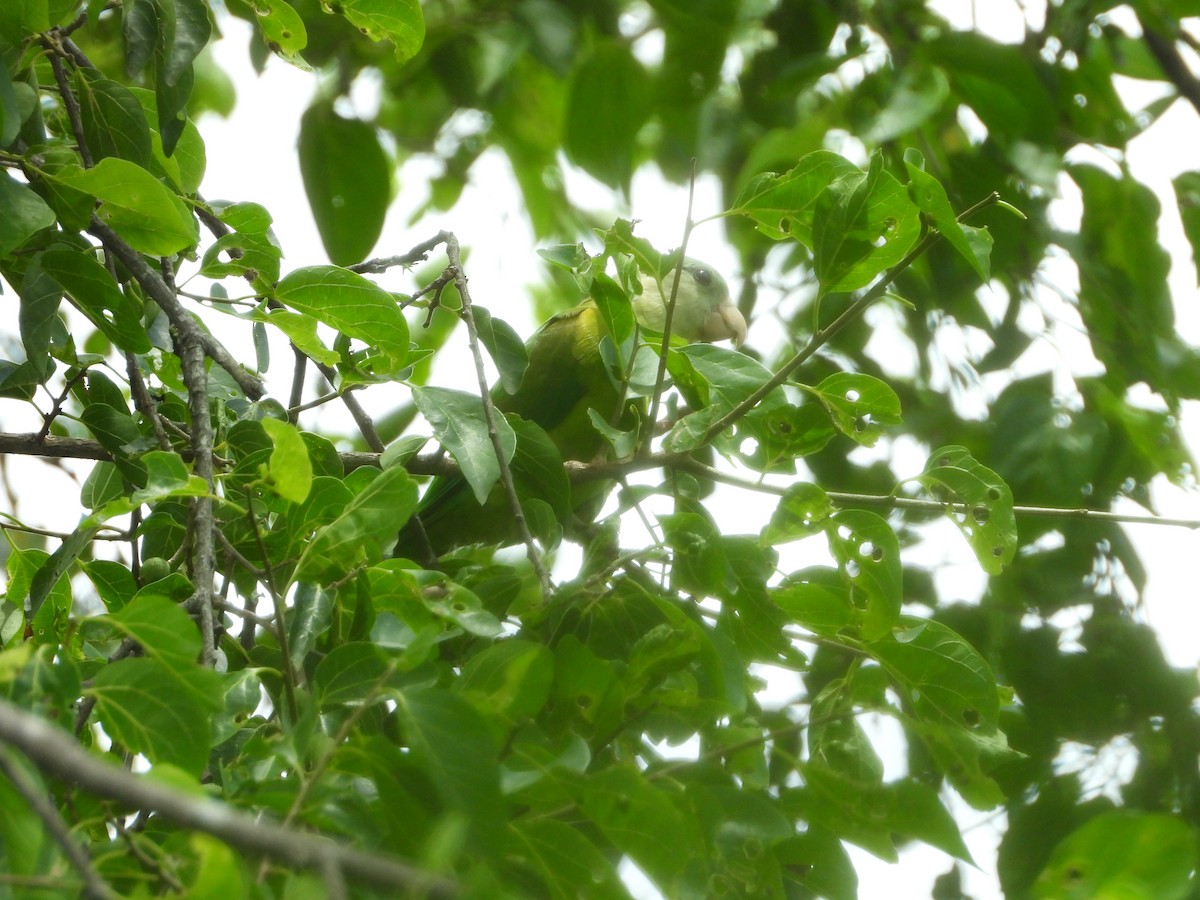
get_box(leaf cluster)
[2,2,1200,899]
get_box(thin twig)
[442,234,552,595]
[642,160,698,457]
[312,357,385,452]
[126,353,172,450]
[43,38,92,168]
[347,234,448,275]
[245,504,299,722]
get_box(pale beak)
[701,302,748,348]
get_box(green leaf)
[576,765,696,889]
[0,171,55,256]
[0,0,77,36]
[1172,171,1200,287]
[789,765,973,863]
[274,265,409,371]
[773,568,855,637]
[398,686,503,848]
[131,451,209,506]
[589,271,635,346]
[564,41,651,189]
[0,59,21,147]
[730,150,863,244]
[1034,811,1196,900]
[508,820,629,899]
[249,307,339,366]
[776,827,858,900]
[508,416,571,542]
[664,343,785,453]
[336,0,425,61]
[911,718,1010,810]
[473,307,528,394]
[298,103,390,265]
[162,0,212,88]
[295,466,418,583]
[38,248,152,353]
[412,386,517,504]
[762,483,835,545]
[824,509,901,640]
[54,158,198,255]
[74,68,153,166]
[244,0,308,64]
[904,148,990,280]
[313,641,392,706]
[89,657,216,776]
[813,152,922,295]
[460,640,554,727]
[587,408,637,458]
[801,372,902,447]
[261,418,313,504]
[916,445,1017,575]
[198,202,281,287]
[867,616,1000,731]
[81,559,138,613]
[121,0,159,78]
[103,593,210,675]
[865,66,950,143]
[126,85,207,194]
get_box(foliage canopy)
[2,1,1200,897]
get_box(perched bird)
[399,257,747,559]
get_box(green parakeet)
[399,258,747,559]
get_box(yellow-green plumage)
[400,258,746,558]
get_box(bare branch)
[87,218,266,400]
[0,697,458,898]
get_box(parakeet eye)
[692,267,713,286]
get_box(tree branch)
[1141,22,1200,118]
[0,697,458,898]
[86,219,266,400]
[442,234,553,595]
[7,430,1196,530]
[0,747,118,900]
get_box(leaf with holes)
[729,150,863,244]
[867,616,1000,731]
[812,152,922,295]
[824,510,901,640]
[802,372,902,447]
[916,446,1016,575]
[762,483,835,545]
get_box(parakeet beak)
[700,301,748,348]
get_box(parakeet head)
[634,258,747,347]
